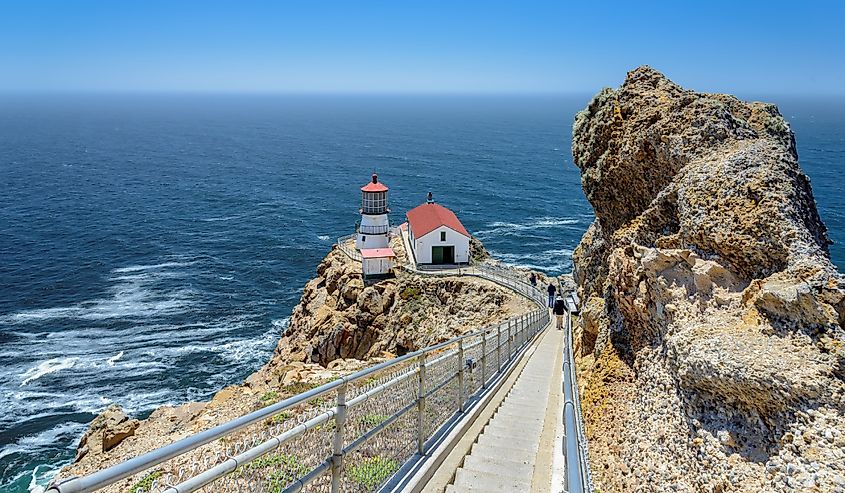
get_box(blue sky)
[1,1,843,94]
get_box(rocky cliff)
[57,239,533,488]
[571,67,845,492]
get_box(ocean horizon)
[1,94,843,492]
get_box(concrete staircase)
[446,327,563,493]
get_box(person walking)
[529,272,537,287]
[547,283,556,308]
[553,294,566,329]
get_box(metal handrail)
[356,223,390,235]
[336,233,361,261]
[48,264,551,493]
[563,309,593,493]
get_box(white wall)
[363,257,393,277]
[356,213,389,249]
[412,225,470,264]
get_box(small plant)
[348,455,399,490]
[270,411,293,424]
[282,378,334,396]
[236,453,308,493]
[260,390,281,403]
[399,286,421,300]
[128,470,162,493]
[361,413,389,428]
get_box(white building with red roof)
[406,193,470,265]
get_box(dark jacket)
[553,298,566,315]
[547,284,556,295]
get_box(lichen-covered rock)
[571,67,845,492]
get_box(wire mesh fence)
[48,266,550,493]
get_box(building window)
[362,236,366,242]
[440,231,446,242]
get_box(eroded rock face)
[272,246,529,367]
[74,405,139,461]
[571,67,845,492]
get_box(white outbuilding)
[406,194,470,265]
[361,247,396,279]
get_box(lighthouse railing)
[336,233,361,261]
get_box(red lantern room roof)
[361,173,389,193]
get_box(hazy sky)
[2,1,843,94]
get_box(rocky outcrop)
[74,405,139,461]
[571,67,845,492]
[268,245,531,369]
[57,237,533,489]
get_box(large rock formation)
[270,246,529,368]
[571,67,845,492]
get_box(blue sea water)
[0,94,842,492]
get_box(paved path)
[446,324,565,493]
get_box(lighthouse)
[356,174,390,249]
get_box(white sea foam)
[317,235,331,241]
[489,249,573,274]
[20,358,78,386]
[0,421,87,462]
[111,261,196,273]
[5,274,196,323]
[474,216,580,237]
[106,351,124,366]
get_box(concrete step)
[483,419,543,436]
[461,453,534,478]
[470,440,534,463]
[452,467,532,492]
[476,433,539,453]
[493,409,544,422]
[483,419,543,435]
[446,485,498,493]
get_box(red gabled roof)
[360,248,396,259]
[406,203,470,238]
[361,174,389,193]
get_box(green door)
[432,246,444,264]
[443,246,455,263]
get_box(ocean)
[0,94,842,492]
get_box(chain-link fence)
[48,266,550,493]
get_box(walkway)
[445,323,565,493]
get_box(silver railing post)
[331,382,347,493]
[507,319,513,359]
[481,330,488,389]
[496,323,502,372]
[417,353,426,455]
[458,339,466,412]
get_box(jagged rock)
[357,286,383,315]
[571,66,845,493]
[75,405,139,460]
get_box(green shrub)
[128,470,162,493]
[270,411,293,424]
[260,390,280,403]
[361,413,389,428]
[348,456,399,490]
[237,453,308,493]
[399,286,421,300]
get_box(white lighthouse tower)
[356,174,390,249]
